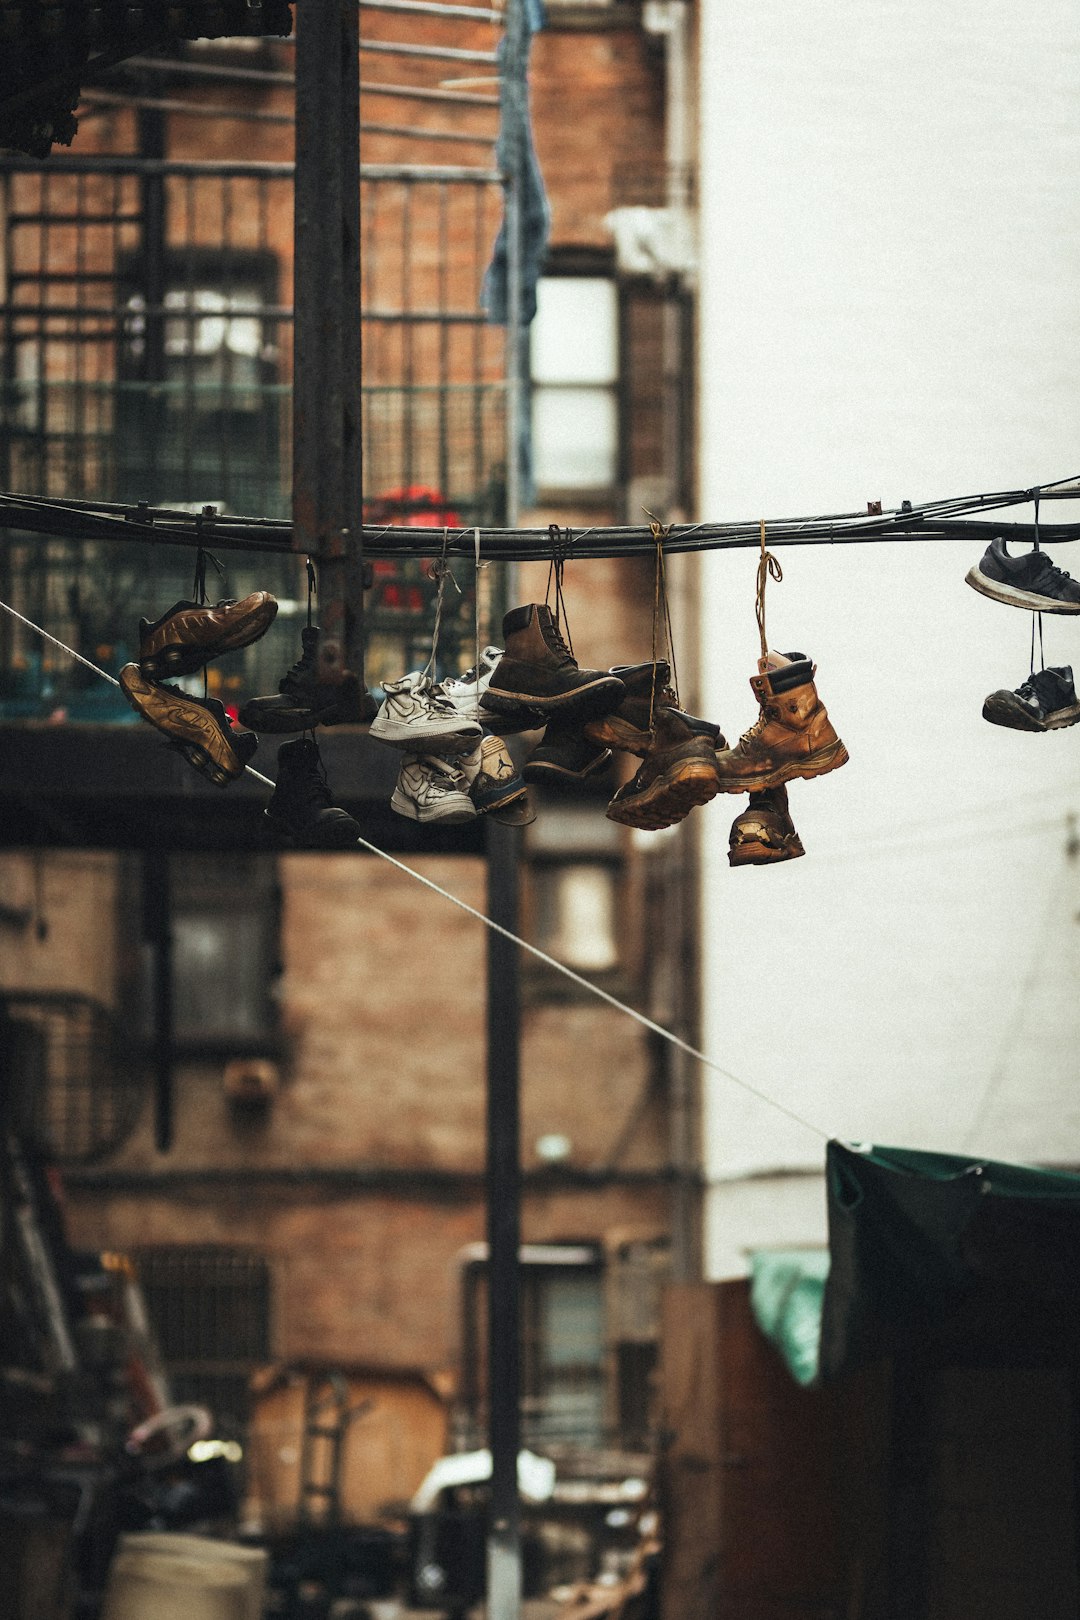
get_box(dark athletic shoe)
[264,737,361,847]
[238,625,377,732]
[982,665,1080,731]
[966,538,1080,614]
[482,604,626,721]
[119,663,258,786]
[138,592,278,677]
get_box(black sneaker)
[264,737,361,847]
[982,665,1080,731]
[119,663,258,786]
[966,538,1080,614]
[238,626,378,732]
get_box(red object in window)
[364,485,462,529]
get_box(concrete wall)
[696,0,1080,1273]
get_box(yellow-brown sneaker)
[119,663,258,786]
[138,592,278,678]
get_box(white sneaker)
[370,673,484,754]
[433,648,536,735]
[390,753,478,824]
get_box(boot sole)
[119,665,245,786]
[471,779,530,813]
[728,837,806,866]
[263,807,361,848]
[139,594,279,677]
[606,758,721,827]
[965,567,1080,615]
[981,692,1080,731]
[714,738,849,794]
[482,674,626,722]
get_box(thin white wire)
[0,596,831,1144]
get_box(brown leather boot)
[728,783,806,866]
[482,604,626,721]
[712,652,848,793]
[584,661,725,757]
[605,707,722,829]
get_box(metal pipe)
[361,81,498,105]
[485,815,522,1620]
[360,39,499,62]
[141,849,174,1155]
[360,0,504,20]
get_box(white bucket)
[102,1537,268,1620]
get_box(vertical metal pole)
[487,6,527,1616]
[142,848,173,1154]
[485,817,522,1620]
[293,0,365,682]
[138,106,166,502]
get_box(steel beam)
[293,0,365,680]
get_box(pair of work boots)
[119,592,278,785]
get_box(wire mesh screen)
[0,989,143,1165]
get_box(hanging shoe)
[119,663,258,786]
[390,753,478,824]
[481,604,626,722]
[982,665,1080,731]
[965,537,1080,614]
[137,592,278,677]
[461,734,535,824]
[238,625,377,732]
[728,784,806,866]
[605,707,723,829]
[524,714,613,785]
[263,737,361,847]
[429,646,532,734]
[711,651,848,794]
[370,672,485,754]
[584,660,724,757]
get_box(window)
[461,1245,606,1449]
[135,1245,271,1441]
[525,798,627,989]
[530,274,620,497]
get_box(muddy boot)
[728,783,806,866]
[138,592,278,677]
[606,706,722,829]
[712,651,848,794]
[119,663,258,786]
[524,714,613,784]
[264,737,360,847]
[239,625,377,732]
[481,604,626,722]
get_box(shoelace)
[738,701,779,748]
[1031,554,1073,587]
[292,754,335,809]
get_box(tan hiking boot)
[728,783,806,866]
[712,652,848,794]
[482,604,626,721]
[605,707,722,829]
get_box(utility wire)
[0,595,831,1147]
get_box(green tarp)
[749,1142,1080,1386]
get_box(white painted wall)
[695,0,1080,1275]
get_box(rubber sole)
[728,836,806,866]
[370,716,483,754]
[263,808,361,847]
[523,749,613,784]
[606,756,721,828]
[713,738,849,794]
[482,674,626,723]
[965,566,1080,615]
[139,593,279,677]
[389,788,477,824]
[982,691,1080,731]
[118,664,245,786]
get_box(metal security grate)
[0,989,143,1165]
